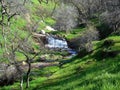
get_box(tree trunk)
[26,61,31,88]
[20,76,23,90]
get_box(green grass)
[33,36,120,90]
[15,52,26,61]
[50,27,86,40]
[32,55,120,90]
[66,27,86,39]
[1,36,120,90]
[44,17,56,26]
[0,1,120,90]
[106,36,120,43]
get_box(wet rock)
[32,33,48,45]
[66,38,80,51]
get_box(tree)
[53,4,79,32]
[59,0,120,38]
[0,0,49,89]
[100,0,120,32]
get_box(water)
[67,48,77,55]
[45,36,68,49]
[45,35,77,56]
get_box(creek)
[45,35,77,56]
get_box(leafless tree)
[0,0,48,89]
[53,4,79,32]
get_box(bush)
[67,26,99,52]
[96,23,113,39]
[78,26,99,51]
[103,39,114,47]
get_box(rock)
[0,65,22,86]
[32,33,48,45]
[40,20,44,23]
[45,26,56,31]
[22,61,27,65]
[39,30,46,34]
[40,36,48,44]
[66,38,80,51]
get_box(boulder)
[66,38,80,51]
[32,33,48,45]
[39,30,46,34]
[45,26,56,31]
[0,64,22,86]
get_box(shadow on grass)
[32,57,120,90]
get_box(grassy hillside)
[1,36,120,90]
[0,1,120,90]
[33,36,120,90]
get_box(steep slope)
[0,0,120,90]
[1,36,120,90]
[31,36,120,90]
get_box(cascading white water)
[45,35,77,55]
[45,36,68,49]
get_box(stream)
[45,35,77,56]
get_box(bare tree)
[99,0,120,32]
[0,0,36,89]
[53,4,79,32]
[0,0,53,89]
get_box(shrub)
[78,26,99,51]
[103,39,114,47]
[67,26,99,53]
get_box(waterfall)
[45,36,68,49]
[45,35,77,55]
